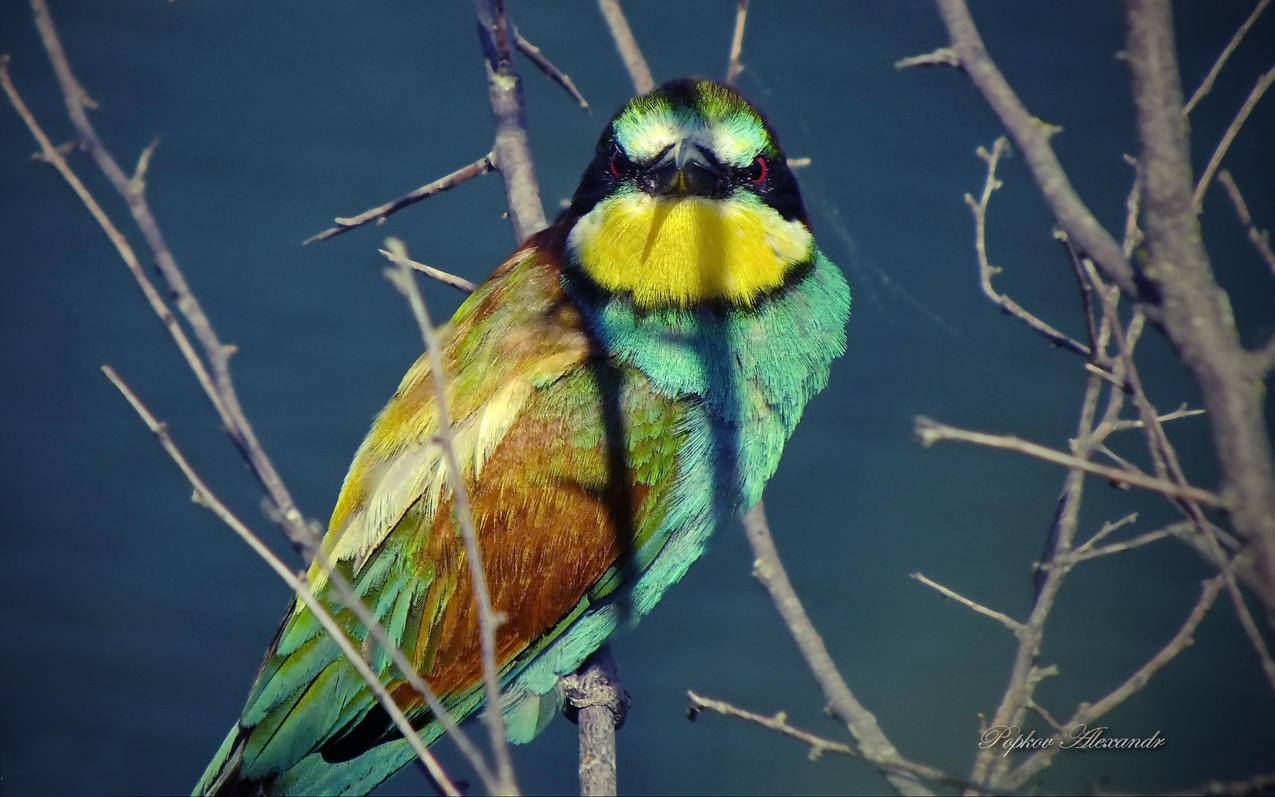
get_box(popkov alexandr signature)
[979,724,1166,757]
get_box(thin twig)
[101,366,462,797]
[894,48,960,70]
[1005,575,1225,789]
[596,0,655,94]
[1217,170,1275,280]
[1092,256,1275,693]
[378,248,477,293]
[742,503,931,796]
[914,416,1226,508]
[30,0,315,555]
[724,0,748,86]
[384,236,518,794]
[923,0,1141,299]
[1,56,225,432]
[910,573,1025,636]
[514,28,589,111]
[5,39,504,792]
[1107,403,1205,432]
[687,692,1009,795]
[1192,65,1275,208]
[1045,523,1189,570]
[1183,0,1270,115]
[1075,512,1140,554]
[965,137,1091,356]
[688,690,853,760]
[971,371,1106,787]
[305,153,495,244]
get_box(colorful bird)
[195,77,851,796]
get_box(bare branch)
[687,692,1010,794]
[1107,403,1205,432]
[1047,522,1187,569]
[378,248,477,293]
[965,137,1091,356]
[1,56,226,430]
[1005,575,1226,789]
[475,0,547,245]
[305,154,495,244]
[29,0,316,555]
[923,0,1141,298]
[688,690,853,761]
[785,157,812,170]
[725,0,748,86]
[971,373,1106,786]
[560,647,628,797]
[383,236,518,793]
[514,28,589,111]
[596,0,655,94]
[914,416,1226,508]
[100,366,462,797]
[1125,0,1275,615]
[1183,0,1270,115]
[909,572,1025,636]
[742,503,931,796]
[1193,65,1275,208]
[1075,512,1140,553]
[1217,170,1275,280]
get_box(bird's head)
[563,78,812,309]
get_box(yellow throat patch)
[567,191,813,308]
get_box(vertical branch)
[560,646,629,796]
[596,0,655,94]
[1124,0,1275,618]
[725,0,749,86]
[474,0,547,244]
[472,3,633,792]
[384,239,519,795]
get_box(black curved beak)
[644,141,726,198]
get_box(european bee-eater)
[196,77,851,796]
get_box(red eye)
[609,149,631,178]
[749,155,768,186]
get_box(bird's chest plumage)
[568,249,850,515]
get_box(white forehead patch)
[616,112,761,168]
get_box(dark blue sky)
[1,2,1272,794]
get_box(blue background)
[1,2,1272,794]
